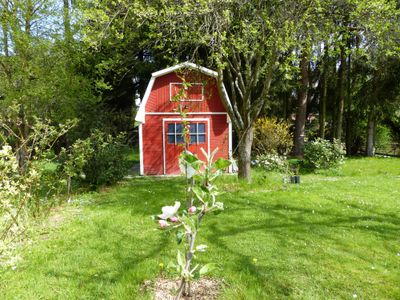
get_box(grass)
[1,157,399,299]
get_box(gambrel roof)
[135,62,231,123]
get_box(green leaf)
[167,261,177,270]
[180,214,197,233]
[177,250,185,269]
[192,186,205,203]
[214,157,231,170]
[176,230,184,245]
[199,263,217,276]
[180,151,200,164]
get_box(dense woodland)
[0,0,400,178]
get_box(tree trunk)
[345,50,353,155]
[25,0,33,37]
[1,14,9,57]
[366,112,376,157]
[63,0,72,42]
[16,105,29,173]
[319,44,328,139]
[237,126,254,181]
[334,46,345,141]
[293,49,309,157]
[319,69,327,139]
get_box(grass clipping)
[142,277,223,299]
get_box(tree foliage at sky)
[0,0,399,180]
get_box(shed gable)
[145,72,226,114]
[135,62,232,124]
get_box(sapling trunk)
[175,210,205,299]
[67,176,72,199]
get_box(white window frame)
[169,82,204,102]
[166,122,206,145]
[189,122,206,145]
[162,118,210,175]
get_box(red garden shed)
[135,62,233,175]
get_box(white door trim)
[228,121,233,173]
[139,123,144,175]
[162,117,210,175]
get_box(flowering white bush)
[0,145,32,265]
[0,107,77,266]
[253,153,289,173]
[304,138,345,169]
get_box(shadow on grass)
[217,196,400,239]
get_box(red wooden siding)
[145,72,226,113]
[141,69,230,175]
[142,114,229,175]
[142,116,164,175]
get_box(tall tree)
[293,47,310,157]
[141,0,321,180]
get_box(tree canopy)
[1,0,399,180]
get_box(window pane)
[198,123,205,133]
[176,134,184,144]
[198,134,206,144]
[176,123,183,133]
[189,123,196,133]
[167,123,175,133]
[167,135,175,144]
[190,134,197,144]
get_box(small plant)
[288,158,302,175]
[155,148,230,299]
[303,138,345,170]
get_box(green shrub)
[304,138,345,170]
[375,125,393,152]
[253,153,289,173]
[253,118,293,155]
[82,132,130,187]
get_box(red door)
[164,119,209,174]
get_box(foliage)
[156,148,230,298]
[375,124,393,151]
[81,131,130,187]
[253,154,289,173]
[0,105,130,264]
[0,112,77,264]
[303,138,345,170]
[253,118,293,155]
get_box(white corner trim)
[135,77,155,124]
[162,121,166,175]
[139,123,144,175]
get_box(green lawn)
[1,158,399,299]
